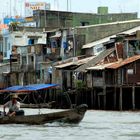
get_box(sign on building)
[25,2,50,17]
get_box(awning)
[3,85,23,91]
[0,84,59,93]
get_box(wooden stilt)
[103,87,106,110]
[103,70,106,110]
[80,92,83,103]
[114,87,117,110]
[93,89,96,108]
[98,94,100,109]
[75,93,77,105]
[91,88,94,109]
[119,86,122,111]
[132,86,135,110]
[86,89,88,105]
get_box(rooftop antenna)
[24,0,27,17]
[54,0,59,10]
[13,0,17,17]
[18,0,23,17]
[57,0,59,10]
[10,0,12,17]
[119,4,123,13]
[98,0,103,6]
[69,0,71,11]
[67,0,69,11]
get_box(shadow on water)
[0,122,80,128]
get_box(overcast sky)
[0,0,140,19]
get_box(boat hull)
[0,104,88,125]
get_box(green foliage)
[75,80,86,89]
[9,22,20,31]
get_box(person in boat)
[3,94,24,117]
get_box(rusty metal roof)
[107,55,140,69]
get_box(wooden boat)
[0,104,88,125]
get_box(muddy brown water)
[0,108,140,140]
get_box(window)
[8,43,10,50]
[15,36,22,38]
[127,69,134,75]
[80,22,89,26]
[31,56,34,62]
[28,39,34,45]
[93,71,103,77]
[22,56,27,65]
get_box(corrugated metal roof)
[55,56,95,69]
[75,48,115,72]
[55,61,75,68]
[117,26,140,35]
[86,62,116,70]
[76,19,140,29]
[82,36,116,49]
[107,55,140,69]
[82,25,140,49]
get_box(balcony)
[10,63,35,73]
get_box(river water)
[0,108,140,140]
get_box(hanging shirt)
[4,101,20,112]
